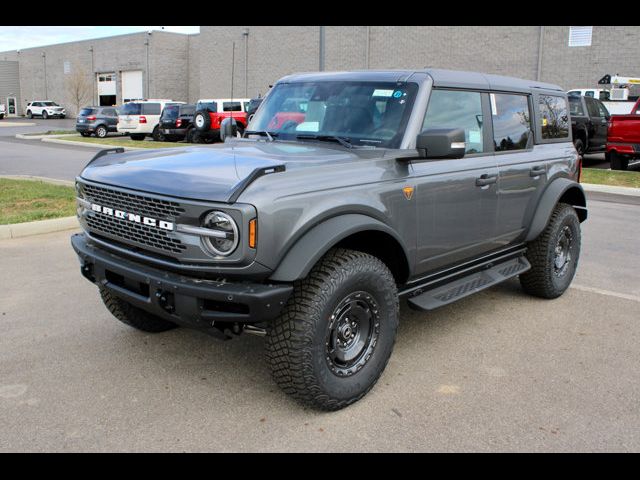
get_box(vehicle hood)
[79,140,376,203]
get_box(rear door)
[412,88,500,275]
[585,96,608,149]
[142,102,162,130]
[491,92,545,244]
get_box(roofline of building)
[0,29,199,55]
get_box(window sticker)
[372,89,394,97]
[393,90,403,98]
[295,121,320,132]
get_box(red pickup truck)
[606,98,640,170]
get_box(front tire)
[520,203,581,299]
[100,287,178,333]
[266,248,399,410]
[27,110,33,119]
[42,111,48,120]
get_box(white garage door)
[121,70,143,103]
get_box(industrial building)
[1,26,638,117]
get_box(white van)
[117,99,185,141]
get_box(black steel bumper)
[71,233,293,328]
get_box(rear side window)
[569,97,585,116]
[142,103,161,115]
[422,89,484,154]
[223,102,242,112]
[79,108,95,116]
[104,108,117,116]
[538,95,570,139]
[120,103,141,115]
[491,93,531,151]
[180,105,196,116]
[197,101,217,113]
[584,91,595,97]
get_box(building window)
[569,26,592,47]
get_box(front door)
[412,88,500,276]
[7,97,16,117]
[585,97,608,149]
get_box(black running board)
[406,256,531,311]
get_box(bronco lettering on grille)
[90,203,174,231]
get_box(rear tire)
[266,248,399,410]
[129,134,145,141]
[193,111,211,132]
[574,138,585,157]
[152,126,165,142]
[100,287,178,333]
[95,125,108,138]
[609,151,629,170]
[520,203,581,299]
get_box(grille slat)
[79,183,187,255]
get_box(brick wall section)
[187,34,200,103]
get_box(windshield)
[248,81,419,148]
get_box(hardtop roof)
[278,68,564,94]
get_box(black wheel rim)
[554,225,573,277]
[325,291,380,377]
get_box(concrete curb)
[1,121,37,127]
[582,183,640,197]
[0,175,74,187]
[0,216,79,240]
[15,133,77,140]
[40,136,144,150]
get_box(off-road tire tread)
[99,287,178,333]
[520,202,580,299]
[265,248,399,411]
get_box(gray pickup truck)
[72,69,586,410]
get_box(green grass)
[582,168,640,188]
[0,179,77,225]
[23,130,77,136]
[67,135,188,149]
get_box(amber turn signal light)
[248,218,257,248]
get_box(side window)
[223,102,242,112]
[491,93,531,151]
[595,99,610,118]
[599,91,610,101]
[538,95,570,139]
[584,90,595,98]
[569,97,585,116]
[585,97,600,118]
[422,89,484,154]
[143,103,161,115]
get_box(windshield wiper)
[295,134,353,149]
[244,130,278,141]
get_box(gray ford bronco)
[72,69,587,410]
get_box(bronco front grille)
[79,182,187,255]
[80,183,185,219]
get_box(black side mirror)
[220,117,238,141]
[416,128,466,159]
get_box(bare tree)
[65,66,92,116]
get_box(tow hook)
[155,290,175,314]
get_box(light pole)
[89,46,95,105]
[42,52,48,98]
[144,32,151,98]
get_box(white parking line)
[570,284,640,303]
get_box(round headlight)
[201,211,239,256]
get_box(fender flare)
[525,178,587,242]
[269,213,409,282]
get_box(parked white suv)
[117,99,185,141]
[26,101,66,119]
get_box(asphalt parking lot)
[0,194,638,452]
[1,118,639,452]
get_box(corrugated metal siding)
[0,61,21,115]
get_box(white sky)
[0,26,200,52]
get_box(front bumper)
[71,233,293,328]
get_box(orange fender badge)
[403,186,414,200]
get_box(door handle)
[529,166,546,177]
[475,173,498,186]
